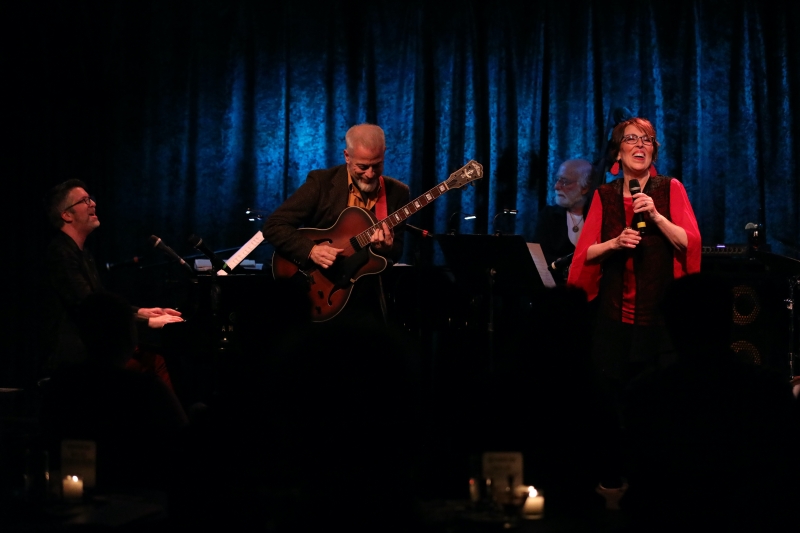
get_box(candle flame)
[528,486,538,498]
[71,476,79,482]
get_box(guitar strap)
[375,176,387,220]
[375,176,389,325]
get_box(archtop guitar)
[271,160,484,322]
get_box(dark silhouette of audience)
[34,274,800,532]
[621,272,799,532]
[462,286,606,519]
[39,292,188,493]
[168,280,431,531]
[515,286,610,517]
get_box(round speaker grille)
[732,285,760,326]
[731,340,762,365]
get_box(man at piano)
[262,123,410,324]
[533,159,595,284]
[43,179,184,383]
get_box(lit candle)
[469,478,480,503]
[62,475,83,501]
[522,486,544,519]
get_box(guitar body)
[272,206,388,322]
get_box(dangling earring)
[649,163,657,177]
[610,160,620,175]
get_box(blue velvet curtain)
[18,0,800,261]
[6,0,800,379]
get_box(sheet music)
[526,243,557,288]
[216,231,265,276]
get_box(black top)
[47,231,104,311]
[43,232,143,373]
[43,232,105,371]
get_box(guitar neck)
[215,231,265,276]
[353,180,453,249]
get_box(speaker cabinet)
[701,255,793,376]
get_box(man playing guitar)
[262,123,410,324]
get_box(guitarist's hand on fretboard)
[368,221,395,255]
[310,243,344,269]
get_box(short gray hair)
[345,124,385,152]
[561,159,593,190]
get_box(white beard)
[355,177,378,193]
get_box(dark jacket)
[262,164,410,265]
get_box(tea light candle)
[522,486,544,519]
[62,475,83,501]
[469,478,480,503]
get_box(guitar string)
[358,182,450,243]
[356,162,481,246]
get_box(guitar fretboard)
[353,160,482,249]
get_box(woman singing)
[567,116,701,497]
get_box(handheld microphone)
[628,179,647,235]
[150,235,194,273]
[187,234,232,273]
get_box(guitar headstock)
[445,160,484,190]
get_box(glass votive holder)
[521,486,544,520]
[62,475,84,502]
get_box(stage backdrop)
[5,0,800,382]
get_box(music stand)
[437,234,547,371]
[437,234,546,292]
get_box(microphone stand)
[787,275,798,380]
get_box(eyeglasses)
[63,196,96,211]
[555,177,577,188]
[621,134,655,146]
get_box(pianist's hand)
[137,307,182,318]
[137,307,184,328]
[146,314,185,329]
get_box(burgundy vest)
[596,176,674,325]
